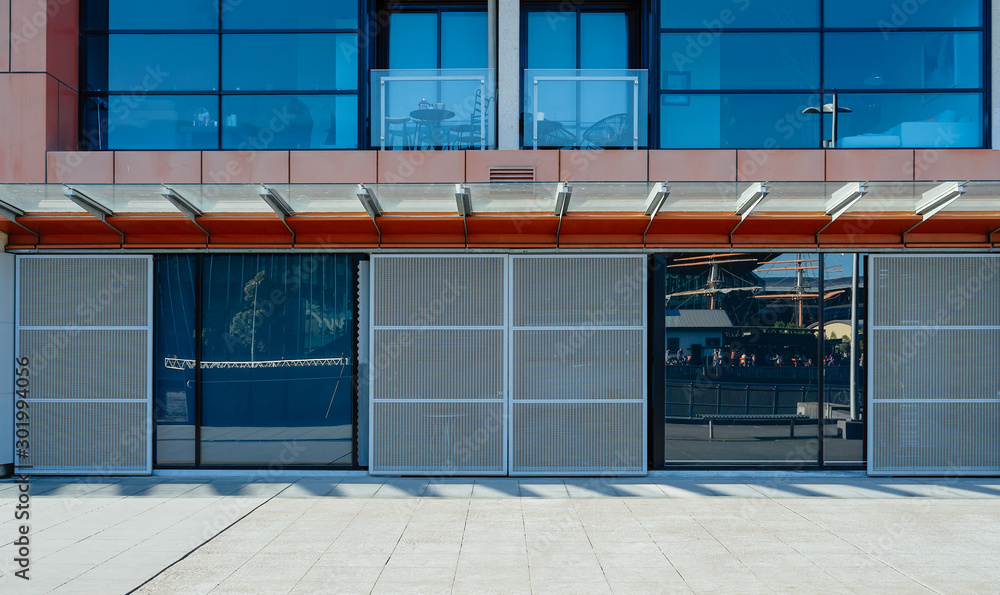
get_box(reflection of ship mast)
[666,253,760,309]
[755,254,842,325]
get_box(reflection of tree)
[229,270,267,357]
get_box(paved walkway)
[0,475,999,594]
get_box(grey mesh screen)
[869,255,1000,475]
[16,256,152,475]
[509,256,646,476]
[370,255,506,475]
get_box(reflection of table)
[410,109,456,149]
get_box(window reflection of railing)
[371,69,495,150]
[164,357,351,370]
[524,69,648,150]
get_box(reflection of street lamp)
[803,93,853,148]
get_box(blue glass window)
[91,95,220,150]
[223,0,359,30]
[660,94,821,149]
[388,12,488,69]
[200,254,355,466]
[222,95,358,149]
[825,32,981,90]
[660,33,819,90]
[441,13,489,69]
[834,93,982,148]
[223,34,358,91]
[105,35,219,91]
[389,14,439,69]
[154,255,197,466]
[88,0,219,30]
[825,0,981,28]
[526,12,577,69]
[660,0,819,29]
[580,13,628,69]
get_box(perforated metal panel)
[370,255,507,475]
[869,254,1000,475]
[15,256,153,475]
[510,255,647,476]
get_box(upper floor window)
[657,0,986,149]
[82,0,362,150]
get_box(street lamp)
[803,93,852,148]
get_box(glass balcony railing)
[523,69,648,150]
[371,69,495,150]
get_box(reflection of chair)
[385,116,412,149]
[450,90,492,149]
[523,115,577,149]
[581,113,634,149]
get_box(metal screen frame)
[507,254,648,477]
[14,255,154,475]
[369,254,508,476]
[868,253,1000,476]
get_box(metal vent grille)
[512,402,644,473]
[513,329,643,401]
[18,329,148,400]
[16,255,152,475]
[512,256,645,327]
[370,255,506,475]
[870,255,1000,475]
[18,257,149,327]
[509,255,646,476]
[489,166,535,182]
[372,401,505,474]
[372,256,504,327]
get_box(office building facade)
[1,0,998,477]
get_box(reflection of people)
[677,347,684,364]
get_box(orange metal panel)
[649,150,736,182]
[44,75,58,150]
[286,215,380,245]
[560,150,647,182]
[115,151,202,183]
[290,150,376,183]
[826,150,914,181]
[47,150,114,183]
[378,215,465,245]
[197,214,292,245]
[914,149,1000,181]
[737,150,824,182]
[45,0,77,89]
[0,73,47,182]
[377,151,465,183]
[107,215,208,246]
[57,82,77,151]
[202,151,290,184]
[10,0,46,72]
[466,215,558,245]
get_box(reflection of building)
[0,1,998,478]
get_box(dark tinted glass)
[527,11,576,69]
[389,13,438,69]
[661,33,818,90]
[834,93,982,148]
[222,95,359,149]
[581,13,628,69]
[96,0,219,30]
[223,34,357,91]
[200,254,355,466]
[99,95,220,150]
[663,252,821,465]
[223,0,359,29]
[661,0,819,28]
[154,256,197,466]
[825,0,981,28]
[441,13,488,68]
[660,94,820,148]
[825,32,981,90]
[104,34,218,91]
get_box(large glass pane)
[154,256,197,466]
[222,95,358,150]
[88,0,219,30]
[825,33,981,90]
[389,13,438,69]
[94,95,220,150]
[581,13,628,69]
[223,34,357,91]
[442,13,488,68]
[664,253,821,465]
[825,0,981,28]
[105,34,219,91]
[661,33,818,90]
[223,0,359,29]
[659,93,820,149]
[527,11,576,69]
[834,93,982,148]
[822,254,866,465]
[200,254,355,466]
[661,0,819,29]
